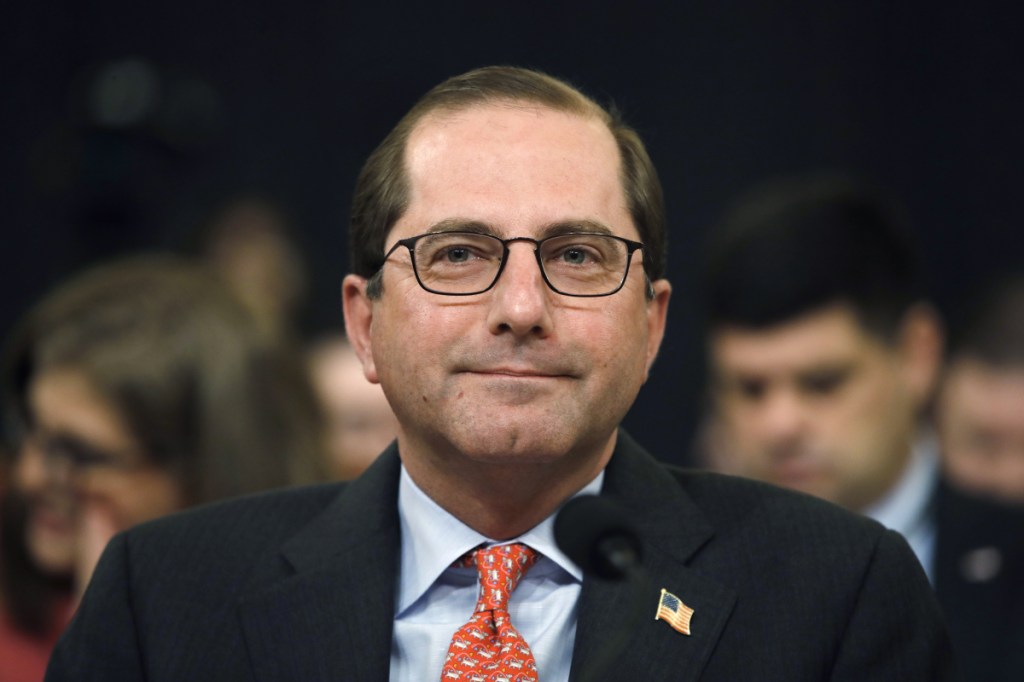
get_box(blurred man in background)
[937,276,1024,506]
[701,174,1024,682]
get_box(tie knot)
[460,543,538,612]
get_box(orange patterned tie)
[440,543,540,682]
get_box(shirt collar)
[396,464,603,614]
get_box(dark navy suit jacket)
[46,431,958,680]
[933,480,1024,682]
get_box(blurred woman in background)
[0,256,325,681]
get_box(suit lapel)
[570,431,737,681]
[239,448,403,682]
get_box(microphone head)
[554,494,642,579]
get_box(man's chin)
[461,374,572,408]
[765,466,837,502]
[447,421,582,465]
[460,439,570,465]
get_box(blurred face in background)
[710,303,939,511]
[14,368,184,583]
[308,338,398,480]
[203,199,307,336]
[12,434,74,576]
[938,358,1024,505]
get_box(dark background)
[3,1,1021,465]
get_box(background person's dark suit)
[934,481,1024,682]
[46,432,956,681]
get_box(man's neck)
[862,433,939,526]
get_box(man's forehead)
[393,101,633,241]
[948,358,1024,396]
[412,98,602,133]
[712,305,883,370]
[406,101,613,161]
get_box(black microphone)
[554,494,643,580]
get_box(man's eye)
[726,379,765,401]
[740,381,765,400]
[801,371,847,395]
[444,247,472,263]
[561,247,591,265]
[427,244,488,265]
[44,435,116,468]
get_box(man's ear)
[644,279,672,379]
[342,274,379,383]
[898,303,944,409]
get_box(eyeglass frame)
[23,425,156,479]
[376,231,652,298]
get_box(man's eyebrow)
[796,361,856,378]
[796,362,856,384]
[420,218,618,239]
[423,218,495,235]
[538,220,615,238]
[713,369,766,387]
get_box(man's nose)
[14,437,64,492]
[755,389,808,444]
[485,243,554,338]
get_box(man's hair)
[349,65,667,297]
[1,256,324,504]
[949,275,1024,367]
[702,174,923,340]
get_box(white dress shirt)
[389,465,603,682]
[863,435,940,582]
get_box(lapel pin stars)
[655,588,694,636]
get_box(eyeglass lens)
[36,431,133,472]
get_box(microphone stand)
[554,496,651,682]
[572,557,651,682]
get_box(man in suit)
[937,276,1024,506]
[701,174,1024,681]
[47,67,955,681]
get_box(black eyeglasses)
[379,231,646,297]
[29,429,148,476]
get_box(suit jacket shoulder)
[571,431,959,681]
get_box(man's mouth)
[767,448,827,484]
[468,367,570,378]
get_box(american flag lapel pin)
[655,588,694,636]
